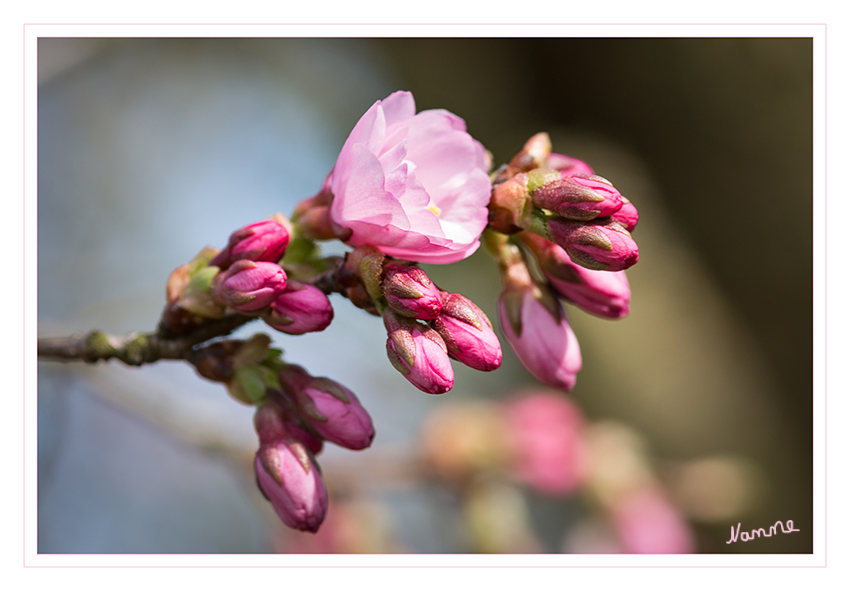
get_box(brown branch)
[36,256,351,368]
[37,313,255,366]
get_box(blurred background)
[36,37,813,554]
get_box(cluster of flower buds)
[485,133,638,391]
[489,133,639,272]
[336,245,502,394]
[163,214,335,337]
[187,334,374,533]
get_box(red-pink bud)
[279,364,375,451]
[611,196,639,232]
[384,310,454,394]
[504,391,586,495]
[254,404,328,533]
[211,260,287,312]
[211,217,291,268]
[546,153,595,176]
[498,274,582,391]
[523,232,631,319]
[382,264,443,320]
[433,292,502,371]
[546,218,639,272]
[532,174,624,221]
[264,280,334,334]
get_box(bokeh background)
[36,37,813,554]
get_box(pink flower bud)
[546,217,639,272]
[611,196,639,232]
[504,392,586,495]
[211,260,287,312]
[498,272,582,391]
[279,364,375,451]
[532,174,624,222]
[382,264,443,320]
[254,404,328,533]
[384,310,454,394]
[264,280,334,334]
[433,292,502,371]
[546,152,595,176]
[523,233,631,319]
[211,217,291,268]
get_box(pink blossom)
[210,260,287,312]
[547,217,639,272]
[498,279,582,391]
[384,310,454,394]
[264,280,334,334]
[328,91,492,264]
[279,364,375,451]
[504,391,585,495]
[524,233,631,319]
[433,292,502,371]
[254,404,328,533]
[382,264,443,320]
[210,217,291,268]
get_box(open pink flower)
[328,91,492,264]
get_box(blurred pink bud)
[264,280,334,334]
[611,196,639,232]
[433,292,502,371]
[532,174,624,222]
[254,404,328,533]
[384,310,454,394]
[210,216,291,268]
[505,391,586,495]
[546,217,639,272]
[546,152,595,176]
[524,233,631,319]
[211,260,287,312]
[279,364,375,451]
[382,264,443,320]
[612,487,695,554]
[328,91,492,264]
[498,273,582,391]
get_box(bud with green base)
[254,403,328,533]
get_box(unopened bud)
[384,310,454,394]
[509,132,552,173]
[210,260,287,312]
[498,262,582,391]
[210,216,291,269]
[433,292,502,371]
[382,264,443,320]
[254,404,328,533]
[264,280,334,335]
[532,173,624,222]
[279,364,375,451]
[522,232,631,319]
[488,172,532,234]
[546,218,639,272]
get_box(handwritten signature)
[726,520,800,544]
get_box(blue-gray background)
[37,38,812,553]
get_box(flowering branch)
[36,90,644,536]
